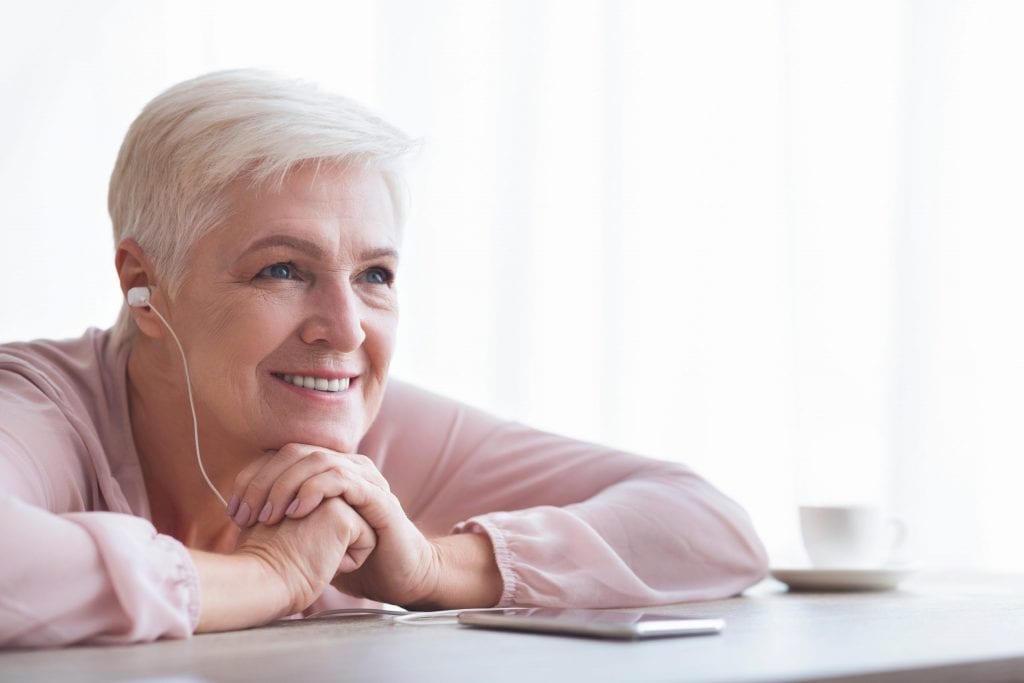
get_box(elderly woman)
[0,70,767,647]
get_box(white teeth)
[279,374,351,393]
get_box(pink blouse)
[0,329,767,647]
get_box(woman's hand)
[227,443,442,607]
[234,495,377,607]
[193,496,376,632]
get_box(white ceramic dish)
[770,567,913,592]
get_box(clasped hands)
[225,443,443,615]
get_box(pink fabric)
[0,329,767,647]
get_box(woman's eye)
[258,263,295,280]
[363,267,394,286]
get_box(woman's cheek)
[229,293,298,335]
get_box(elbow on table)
[711,501,771,596]
[675,470,770,596]
[685,518,769,601]
[737,523,771,587]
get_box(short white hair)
[109,68,416,340]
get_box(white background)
[2,0,1023,569]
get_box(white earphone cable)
[147,302,228,507]
[303,606,512,625]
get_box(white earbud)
[127,286,151,308]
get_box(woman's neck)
[126,339,242,553]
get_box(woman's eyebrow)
[240,235,398,262]
[242,235,326,258]
[363,246,399,261]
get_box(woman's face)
[166,163,399,455]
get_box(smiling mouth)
[272,373,352,393]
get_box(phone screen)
[457,608,725,640]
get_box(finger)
[260,450,371,525]
[226,451,275,522]
[240,445,395,527]
[286,443,391,493]
[338,517,378,573]
[344,452,391,493]
[260,449,395,525]
[287,468,403,530]
[230,444,313,526]
[319,497,377,574]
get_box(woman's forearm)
[403,533,503,610]
[189,549,290,633]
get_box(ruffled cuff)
[152,532,201,633]
[66,512,201,641]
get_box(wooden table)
[2,573,1023,682]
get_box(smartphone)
[457,608,725,640]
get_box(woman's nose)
[298,280,367,351]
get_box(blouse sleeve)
[0,360,199,648]
[361,380,769,608]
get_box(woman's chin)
[260,424,362,454]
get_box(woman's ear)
[114,239,163,338]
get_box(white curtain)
[2,0,1022,569]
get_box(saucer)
[770,567,913,592]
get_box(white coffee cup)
[799,505,906,569]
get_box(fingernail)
[258,501,273,523]
[286,498,300,517]
[233,501,252,526]
[226,494,240,517]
